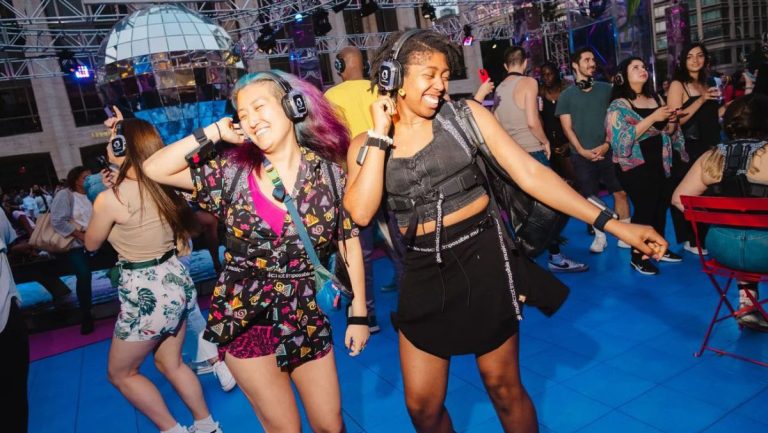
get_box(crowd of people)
[1,28,767,433]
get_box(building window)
[690,14,697,26]
[703,23,724,39]
[711,48,732,66]
[0,80,42,137]
[701,0,718,6]
[63,75,108,127]
[655,21,667,33]
[656,37,668,51]
[701,9,721,23]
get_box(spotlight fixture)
[332,0,351,13]
[57,49,76,73]
[462,25,473,46]
[313,8,333,36]
[421,2,436,21]
[360,0,379,18]
[257,24,277,53]
[225,42,243,64]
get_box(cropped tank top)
[107,180,175,262]
[385,100,487,230]
[494,76,543,153]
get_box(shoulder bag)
[455,100,569,257]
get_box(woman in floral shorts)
[85,114,222,433]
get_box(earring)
[397,88,406,97]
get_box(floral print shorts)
[114,256,197,342]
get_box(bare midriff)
[398,194,490,236]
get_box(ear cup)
[576,77,594,90]
[334,56,345,74]
[378,59,402,92]
[613,73,624,86]
[282,89,308,121]
[111,122,127,157]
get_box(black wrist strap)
[365,136,390,150]
[347,316,368,326]
[593,210,614,232]
[185,128,216,168]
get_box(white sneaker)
[617,239,631,249]
[212,361,236,392]
[188,423,224,433]
[589,234,607,254]
[682,241,708,256]
[190,361,214,375]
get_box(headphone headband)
[390,29,422,64]
[260,70,292,94]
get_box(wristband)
[366,129,393,146]
[593,210,614,232]
[347,316,368,326]
[185,128,216,168]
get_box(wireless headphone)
[613,72,625,86]
[575,76,594,90]
[111,121,127,157]
[261,71,308,122]
[378,29,422,93]
[334,54,346,74]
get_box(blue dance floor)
[28,216,768,433]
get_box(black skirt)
[395,211,519,359]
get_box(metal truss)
[0,0,574,80]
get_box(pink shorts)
[218,325,277,360]
[218,324,333,367]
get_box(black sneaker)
[631,256,659,275]
[660,250,683,263]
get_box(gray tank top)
[385,101,486,228]
[495,76,543,153]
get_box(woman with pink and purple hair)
[143,70,369,432]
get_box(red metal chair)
[681,195,768,367]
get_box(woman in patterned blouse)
[144,70,369,432]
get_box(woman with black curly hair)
[344,30,668,433]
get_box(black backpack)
[455,100,569,257]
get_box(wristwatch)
[355,134,392,166]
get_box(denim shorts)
[705,227,768,273]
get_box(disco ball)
[96,4,245,144]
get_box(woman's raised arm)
[467,100,668,258]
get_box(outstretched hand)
[609,221,668,260]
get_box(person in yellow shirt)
[325,46,378,138]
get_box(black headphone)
[378,29,422,92]
[261,71,308,121]
[334,54,345,74]
[613,72,625,86]
[111,121,127,157]
[575,76,594,90]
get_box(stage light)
[421,2,436,20]
[332,0,351,13]
[313,9,332,36]
[74,65,91,79]
[57,49,76,73]
[294,13,303,23]
[257,24,277,53]
[360,0,378,17]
